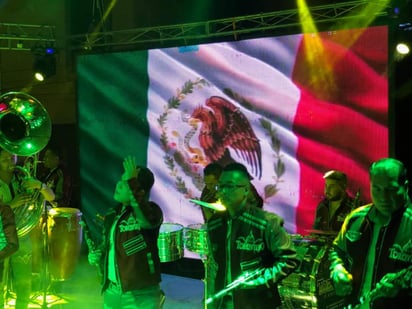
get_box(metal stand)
[31,203,64,308]
[39,205,51,308]
[4,204,58,308]
[201,255,208,309]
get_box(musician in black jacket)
[87,156,164,309]
[0,203,19,309]
[200,163,264,223]
[329,158,412,308]
[200,163,223,222]
[0,147,54,309]
[313,170,357,233]
[37,143,72,208]
[206,162,299,309]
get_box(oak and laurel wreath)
[157,78,285,202]
[258,118,285,200]
[157,78,209,198]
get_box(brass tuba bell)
[0,91,52,237]
[0,91,51,156]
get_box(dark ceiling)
[70,0,407,34]
[1,0,411,175]
[68,0,412,176]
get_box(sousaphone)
[0,91,51,237]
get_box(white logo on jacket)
[119,216,141,232]
[389,239,412,263]
[236,232,264,252]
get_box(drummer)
[200,163,223,222]
[36,143,72,208]
[312,170,358,233]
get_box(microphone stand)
[26,155,54,307]
[29,201,52,308]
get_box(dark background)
[47,0,412,219]
[1,0,411,278]
[68,0,412,182]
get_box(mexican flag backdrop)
[77,26,388,250]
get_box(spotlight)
[33,54,56,81]
[32,45,57,81]
[396,42,410,55]
[399,22,412,30]
[395,22,412,59]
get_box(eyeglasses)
[215,184,247,191]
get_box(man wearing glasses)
[206,162,299,309]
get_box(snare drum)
[279,235,345,309]
[157,223,184,262]
[184,223,208,255]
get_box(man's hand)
[10,193,32,209]
[372,271,404,299]
[123,156,138,180]
[88,249,102,267]
[22,178,43,191]
[242,268,273,287]
[331,264,353,296]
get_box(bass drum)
[278,235,345,309]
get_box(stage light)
[33,54,56,81]
[396,42,410,55]
[398,22,412,31]
[32,45,57,81]
[395,22,412,59]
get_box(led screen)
[77,25,388,258]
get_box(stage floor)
[5,253,205,309]
[5,249,343,308]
